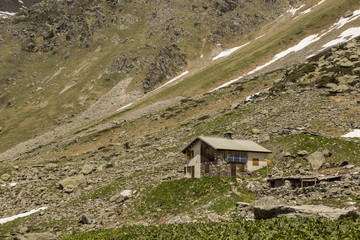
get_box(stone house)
[182,134,272,178]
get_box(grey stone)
[344,10,353,18]
[23,232,56,240]
[208,213,228,222]
[80,164,95,175]
[79,215,90,224]
[1,173,11,181]
[252,204,359,220]
[57,175,86,190]
[307,151,325,171]
[338,59,354,68]
[297,150,308,157]
[236,202,250,208]
[294,163,302,169]
[120,190,133,198]
[322,149,332,157]
[167,215,192,224]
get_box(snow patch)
[246,88,270,102]
[209,76,244,92]
[322,27,360,49]
[300,0,326,15]
[0,207,48,224]
[116,103,133,112]
[154,71,189,90]
[0,11,16,18]
[210,7,360,92]
[342,129,360,138]
[212,42,250,61]
[288,4,305,15]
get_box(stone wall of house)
[247,152,268,172]
[200,150,248,177]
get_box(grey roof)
[182,136,271,153]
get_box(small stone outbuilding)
[182,134,271,178]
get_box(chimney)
[224,132,233,139]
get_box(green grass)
[133,177,254,218]
[268,134,360,164]
[61,217,360,240]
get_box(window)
[205,164,210,173]
[186,150,195,159]
[252,158,259,166]
[227,154,247,163]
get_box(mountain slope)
[0,0,360,238]
[0,0,292,154]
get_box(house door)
[231,163,236,176]
[191,166,195,178]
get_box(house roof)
[182,136,272,153]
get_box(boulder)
[166,215,192,224]
[18,232,57,240]
[57,175,86,191]
[322,149,332,157]
[79,215,90,224]
[208,213,228,222]
[1,173,11,181]
[297,150,308,157]
[252,204,359,220]
[80,164,95,175]
[294,163,302,169]
[307,151,325,171]
[120,190,133,198]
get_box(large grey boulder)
[252,204,359,220]
[57,175,86,193]
[307,151,325,171]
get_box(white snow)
[210,34,321,92]
[0,11,16,18]
[209,76,244,92]
[116,102,133,112]
[300,0,326,15]
[342,130,360,138]
[0,207,47,224]
[322,27,360,49]
[210,7,360,92]
[154,71,189,90]
[255,34,265,40]
[288,4,305,15]
[245,88,270,102]
[212,42,250,61]
[1,182,17,187]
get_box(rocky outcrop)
[143,44,187,91]
[105,53,149,78]
[252,204,359,220]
